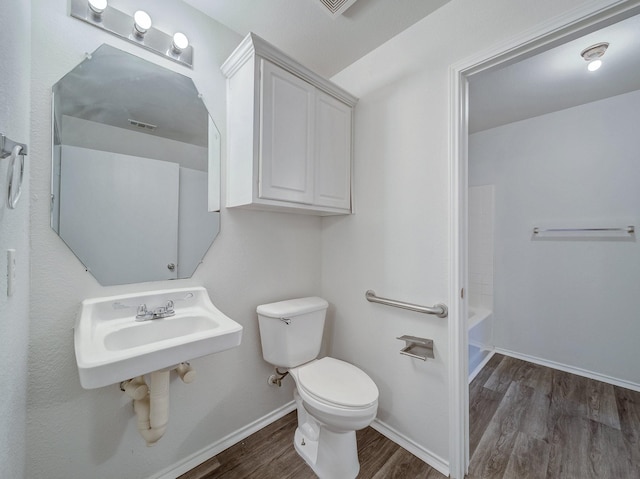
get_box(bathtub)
[468,307,494,382]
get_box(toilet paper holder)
[396,335,434,361]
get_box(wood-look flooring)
[468,353,640,479]
[181,354,640,479]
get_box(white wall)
[0,1,30,477]
[469,89,640,386]
[325,0,603,468]
[28,1,321,478]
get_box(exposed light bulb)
[587,59,602,72]
[133,10,152,35]
[581,42,608,73]
[88,0,107,14]
[172,32,189,53]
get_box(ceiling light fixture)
[587,59,602,72]
[581,42,609,72]
[133,10,152,37]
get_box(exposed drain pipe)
[123,363,195,446]
[134,370,170,446]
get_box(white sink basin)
[74,287,242,389]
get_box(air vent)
[128,119,157,131]
[317,0,358,17]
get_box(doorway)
[448,1,640,477]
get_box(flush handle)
[280,317,291,325]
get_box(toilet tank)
[257,297,328,368]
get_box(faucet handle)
[166,300,174,313]
[136,304,148,317]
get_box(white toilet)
[257,297,379,479]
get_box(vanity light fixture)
[133,10,152,37]
[581,42,609,72]
[172,32,189,54]
[88,0,107,15]
[70,0,193,68]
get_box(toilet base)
[294,425,360,479]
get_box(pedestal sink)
[74,286,242,389]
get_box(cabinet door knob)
[167,263,176,271]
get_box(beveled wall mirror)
[51,44,220,285]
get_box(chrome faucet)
[135,300,175,321]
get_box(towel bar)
[533,226,634,235]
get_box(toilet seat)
[295,357,378,409]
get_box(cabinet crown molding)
[221,32,358,107]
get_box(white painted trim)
[371,418,449,477]
[448,1,640,478]
[447,57,468,479]
[495,348,640,393]
[148,401,297,479]
[449,0,638,77]
[221,33,358,106]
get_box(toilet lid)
[297,357,379,408]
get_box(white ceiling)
[183,0,451,78]
[187,2,640,135]
[469,12,640,133]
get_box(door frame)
[447,1,640,477]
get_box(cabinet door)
[314,91,352,210]
[260,60,315,204]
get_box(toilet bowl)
[257,297,379,479]
[290,358,378,478]
[291,358,378,429]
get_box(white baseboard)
[149,401,297,479]
[149,401,452,479]
[495,347,640,393]
[370,418,449,477]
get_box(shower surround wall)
[0,2,31,478]
[468,185,495,378]
[28,1,321,478]
[469,89,640,389]
[468,185,494,312]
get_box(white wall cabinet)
[222,33,357,215]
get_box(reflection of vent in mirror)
[50,44,222,286]
[317,0,358,17]
[128,119,158,131]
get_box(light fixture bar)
[70,0,193,68]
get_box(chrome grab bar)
[365,290,448,318]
